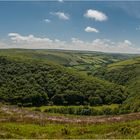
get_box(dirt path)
[0,105,140,124]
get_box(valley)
[0,49,140,138]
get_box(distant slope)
[0,55,127,107]
[0,49,135,75]
[94,57,140,85]
[94,57,140,112]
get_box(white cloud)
[58,0,64,2]
[84,9,108,21]
[8,33,52,43]
[50,11,69,20]
[58,38,133,53]
[85,26,99,33]
[44,19,51,23]
[0,33,139,54]
[7,33,66,49]
[71,38,84,44]
[124,40,132,45]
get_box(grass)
[0,120,140,139]
[1,104,140,139]
[107,57,140,71]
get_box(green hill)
[0,49,134,75]
[0,50,127,107]
[94,57,140,112]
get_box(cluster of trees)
[93,57,140,113]
[0,56,127,107]
[94,62,138,86]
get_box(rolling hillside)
[94,57,140,112]
[0,49,135,75]
[0,49,128,107]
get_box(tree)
[23,93,48,107]
[89,96,102,106]
[64,90,85,105]
[51,94,65,105]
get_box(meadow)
[0,104,140,139]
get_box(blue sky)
[0,1,140,53]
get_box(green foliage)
[43,105,119,116]
[0,56,126,106]
[0,49,133,77]
[89,96,102,106]
[93,56,140,113]
[51,94,65,105]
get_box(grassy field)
[0,105,140,139]
[1,121,140,139]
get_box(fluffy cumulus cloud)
[50,11,69,20]
[84,9,108,21]
[85,26,99,33]
[7,33,66,49]
[0,33,140,54]
[8,33,53,43]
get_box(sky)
[0,1,140,53]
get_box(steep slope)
[94,57,140,112]
[0,56,127,107]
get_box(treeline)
[0,56,127,107]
